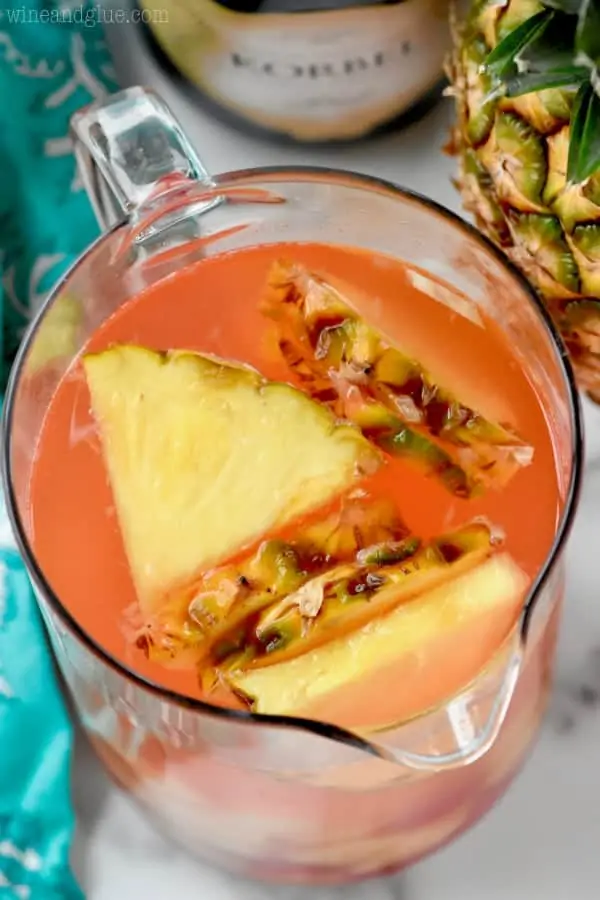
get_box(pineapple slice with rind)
[229,551,528,728]
[133,493,407,666]
[262,261,533,496]
[83,345,380,614]
[225,521,494,672]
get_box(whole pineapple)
[448,0,600,401]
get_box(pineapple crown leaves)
[483,0,600,184]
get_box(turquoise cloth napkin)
[0,3,116,896]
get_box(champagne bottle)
[138,0,451,143]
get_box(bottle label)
[140,0,451,141]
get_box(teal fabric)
[0,492,83,900]
[0,0,118,384]
[0,2,117,896]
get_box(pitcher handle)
[70,86,215,231]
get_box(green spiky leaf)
[504,66,587,95]
[486,11,551,78]
[486,5,592,95]
[575,0,600,66]
[517,10,578,70]
[567,82,600,183]
[541,0,583,13]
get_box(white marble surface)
[70,18,600,899]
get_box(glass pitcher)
[2,87,582,884]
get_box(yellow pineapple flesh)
[229,552,527,729]
[83,345,380,614]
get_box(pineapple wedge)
[83,345,380,613]
[134,494,408,667]
[229,552,527,729]
[262,260,533,496]
[236,522,492,671]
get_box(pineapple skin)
[448,0,600,401]
[230,552,527,726]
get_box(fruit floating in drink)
[28,241,565,881]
